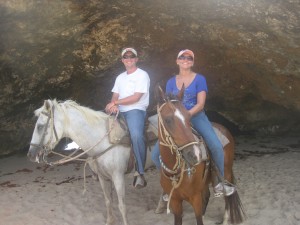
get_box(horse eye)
[37,124,44,132]
[164,117,173,125]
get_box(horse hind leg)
[202,186,210,216]
[154,191,168,214]
[98,176,116,225]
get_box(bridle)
[29,104,120,166]
[28,103,123,193]
[29,105,59,162]
[157,100,199,175]
[157,99,204,213]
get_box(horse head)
[27,99,63,163]
[156,85,202,168]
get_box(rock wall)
[0,0,299,155]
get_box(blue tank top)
[166,74,208,110]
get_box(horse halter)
[29,105,59,162]
[157,100,199,174]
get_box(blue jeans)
[151,111,225,177]
[191,111,224,177]
[151,141,161,170]
[121,109,147,175]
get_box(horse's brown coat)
[157,87,245,225]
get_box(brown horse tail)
[225,191,247,224]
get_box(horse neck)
[62,107,110,152]
[160,144,181,171]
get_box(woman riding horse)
[152,49,235,197]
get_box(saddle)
[190,125,230,166]
[107,116,129,145]
[107,114,158,173]
[107,115,157,146]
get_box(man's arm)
[105,92,119,114]
[114,92,144,105]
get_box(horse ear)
[178,84,185,101]
[154,84,166,104]
[44,100,51,110]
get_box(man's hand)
[105,102,119,114]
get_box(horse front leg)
[98,176,115,225]
[112,173,129,225]
[190,194,204,225]
[170,198,183,225]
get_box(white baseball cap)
[177,49,194,59]
[121,48,137,57]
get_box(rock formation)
[0,0,299,155]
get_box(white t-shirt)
[111,68,150,112]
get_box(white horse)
[27,99,157,225]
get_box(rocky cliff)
[0,0,299,155]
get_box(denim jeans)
[190,111,224,177]
[151,141,161,170]
[151,111,225,177]
[121,109,147,175]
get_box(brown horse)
[156,86,245,225]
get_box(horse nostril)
[27,152,33,160]
[27,150,36,160]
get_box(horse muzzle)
[27,145,44,163]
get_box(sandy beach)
[0,134,299,225]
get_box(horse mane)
[63,100,109,123]
[35,99,109,125]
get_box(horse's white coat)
[193,145,201,162]
[28,99,155,225]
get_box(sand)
[0,135,299,225]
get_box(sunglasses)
[122,55,136,59]
[177,55,193,61]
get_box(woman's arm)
[188,91,206,116]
